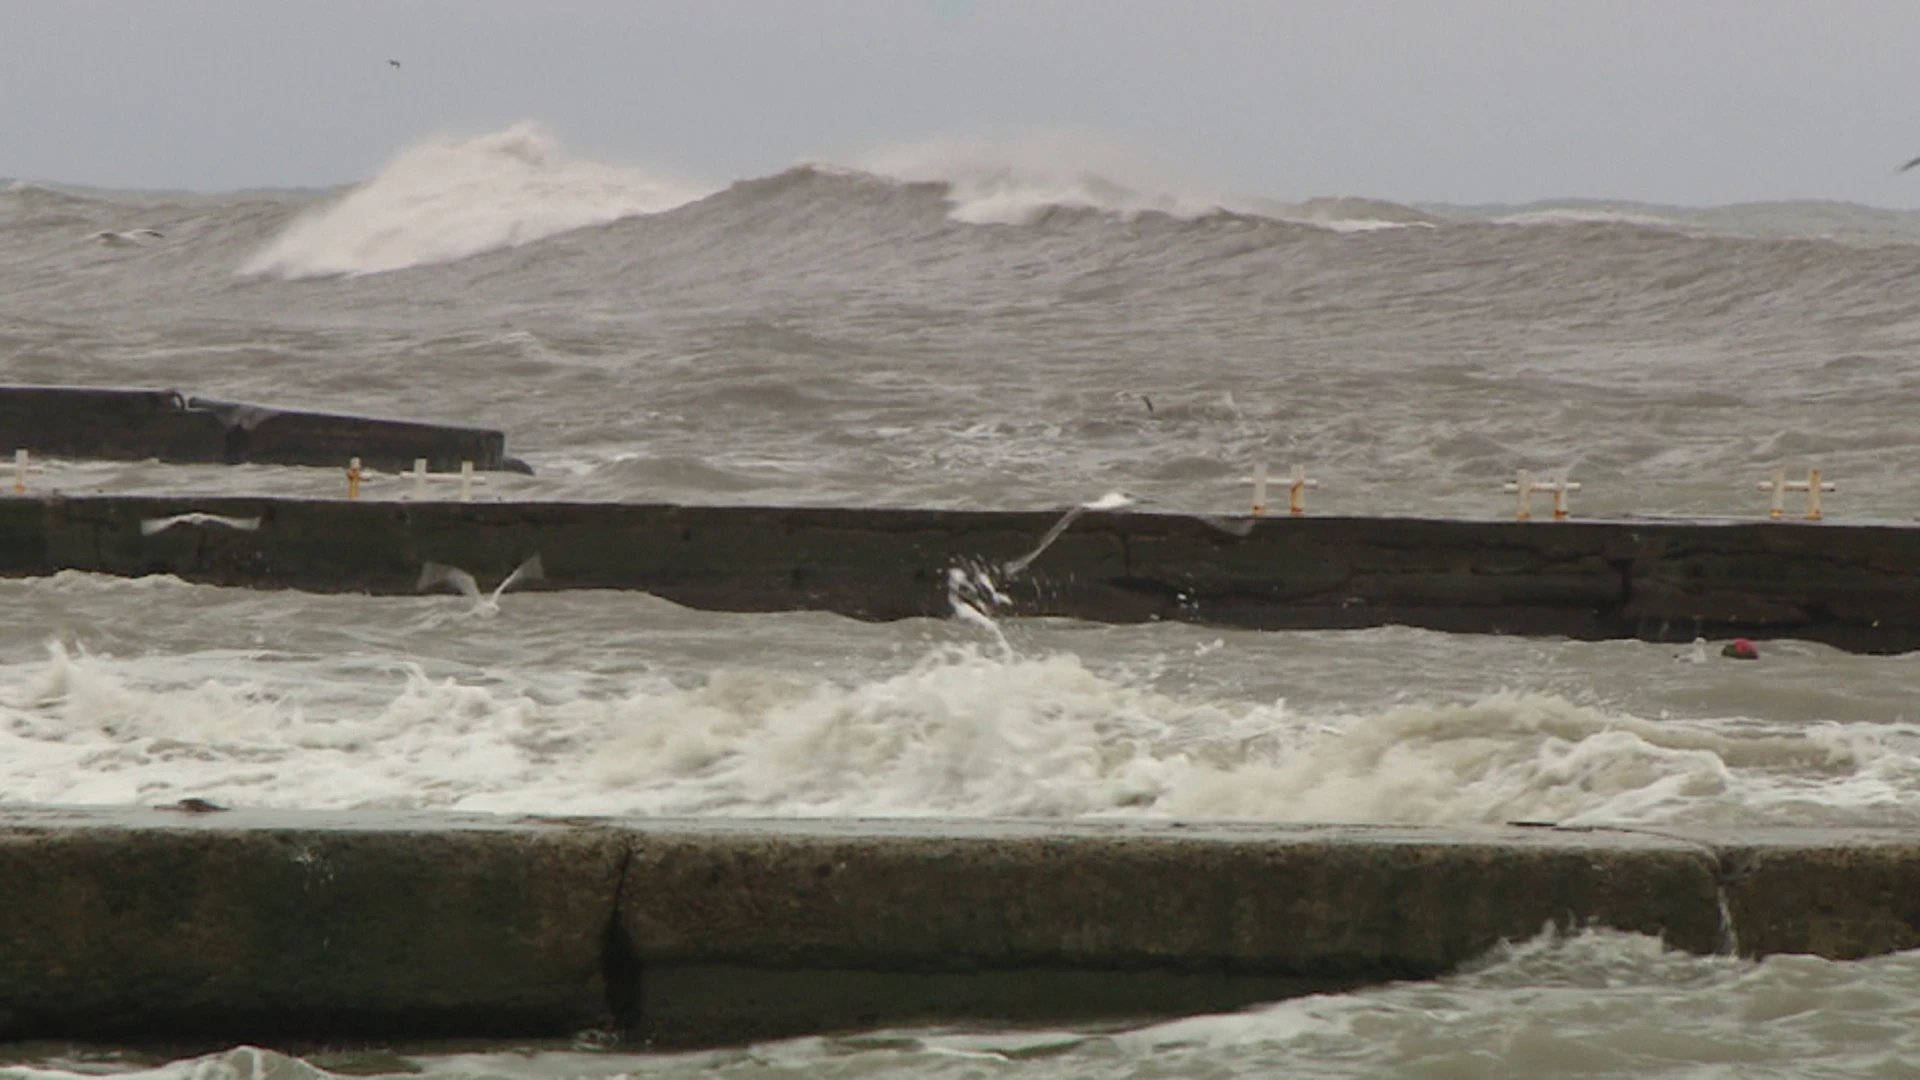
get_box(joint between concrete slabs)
[3,808,1919,1047]
[600,839,640,1032]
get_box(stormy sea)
[6,122,1920,1077]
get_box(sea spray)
[946,562,1013,658]
[2,632,1915,825]
[841,131,1449,232]
[849,131,1230,226]
[240,123,707,278]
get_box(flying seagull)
[389,59,401,69]
[1001,491,1140,577]
[88,228,164,247]
[417,553,543,616]
[140,512,262,536]
[1899,154,1920,175]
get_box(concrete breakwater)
[3,494,1920,651]
[0,386,523,473]
[0,808,1916,1046]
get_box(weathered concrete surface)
[0,385,522,472]
[4,811,1920,1045]
[3,495,1920,651]
[615,820,1723,1046]
[1679,828,1920,960]
[0,807,624,1041]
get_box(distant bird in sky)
[1899,154,1920,175]
[388,58,402,70]
[417,553,543,616]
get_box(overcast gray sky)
[9,0,1920,207]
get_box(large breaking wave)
[239,123,709,278]
[220,122,1920,285]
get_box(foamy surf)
[239,123,708,278]
[838,133,1447,234]
[3,638,1915,826]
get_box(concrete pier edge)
[0,386,524,473]
[5,494,1920,651]
[2,807,1917,1047]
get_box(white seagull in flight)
[89,229,164,247]
[139,512,262,536]
[417,553,544,616]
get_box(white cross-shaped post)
[408,458,485,502]
[11,449,43,495]
[1757,467,1834,521]
[1249,462,1319,516]
[1503,469,1581,521]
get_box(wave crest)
[845,131,1235,226]
[240,122,708,278]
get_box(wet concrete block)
[1109,516,1359,600]
[10,812,1920,1048]
[0,499,49,574]
[0,386,518,472]
[616,821,1723,1045]
[0,387,225,462]
[9,496,1920,651]
[0,808,625,1041]
[634,965,1347,1047]
[1621,524,1920,647]
[1705,831,1920,960]
[1111,517,1628,636]
[187,397,510,473]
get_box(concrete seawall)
[0,386,521,472]
[1,809,1917,1046]
[4,495,1920,651]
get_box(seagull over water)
[417,553,543,616]
[89,229,164,247]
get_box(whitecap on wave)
[843,130,1239,225]
[240,122,709,278]
[1491,205,1682,229]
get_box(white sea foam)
[1492,206,1681,229]
[842,132,1447,236]
[1307,217,1420,233]
[3,640,1915,825]
[1089,928,1920,1074]
[240,123,708,278]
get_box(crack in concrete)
[600,839,640,1035]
